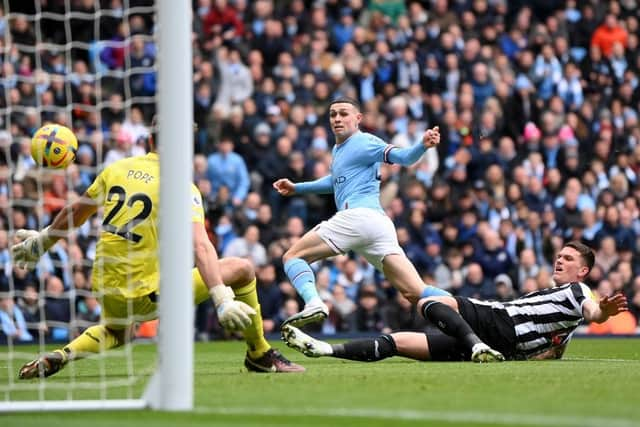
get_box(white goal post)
[0,0,193,412]
[145,0,194,411]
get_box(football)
[31,124,78,169]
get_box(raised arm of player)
[386,126,440,166]
[273,174,334,196]
[11,194,98,269]
[532,293,628,360]
[582,293,628,324]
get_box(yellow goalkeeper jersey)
[86,152,205,298]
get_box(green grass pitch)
[1,338,639,427]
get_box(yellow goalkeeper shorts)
[101,293,158,330]
[101,268,211,329]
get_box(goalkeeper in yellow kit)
[13,130,304,378]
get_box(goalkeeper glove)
[11,227,57,270]
[209,285,256,331]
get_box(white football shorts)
[313,207,404,271]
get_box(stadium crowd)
[1,0,640,343]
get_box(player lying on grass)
[13,123,303,379]
[283,241,628,363]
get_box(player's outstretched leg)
[281,325,333,357]
[19,349,69,379]
[282,325,400,362]
[282,258,329,327]
[281,232,336,327]
[18,324,127,380]
[421,299,504,363]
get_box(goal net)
[0,0,193,411]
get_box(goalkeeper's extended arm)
[193,222,255,331]
[48,194,99,237]
[11,194,98,269]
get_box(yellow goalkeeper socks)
[64,325,124,359]
[233,279,271,359]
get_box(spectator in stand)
[257,135,293,213]
[354,285,386,333]
[591,13,628,58]
[473,229,512,280]
[223,225,268,268]
[595,236,620,275]
[213,45,253,117]
[121,106,149,144]
[458,262,495,300]
[383,291,427,332]
[99,21,127,70]
[103,127,134,166]
[515,248,540,292]
[44,276,71,341]
[336,258,366,302]
[202,0,244,47]
[16,284,46,339]
[206,137,250,206]
[331,285,356,332]
[0,294,33,343]
[494,274,516,302]
[128,36,156,97]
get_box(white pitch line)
[194,406,638,427]
[563,357,640,363]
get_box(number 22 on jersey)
[102,185,152,243]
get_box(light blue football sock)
[284,258,319,304]
[421,285,452,298]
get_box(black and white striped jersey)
[468,282,595,359]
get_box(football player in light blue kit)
[273,98,450,327]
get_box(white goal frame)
[0,0,194,412]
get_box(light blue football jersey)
[330,131,393,212]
